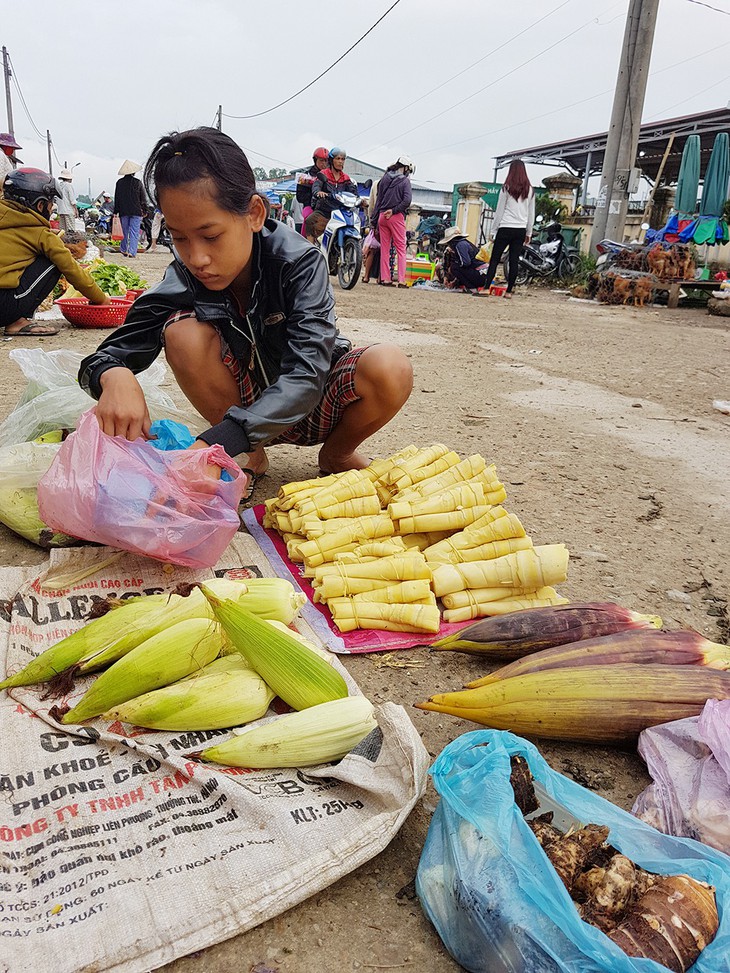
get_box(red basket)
[54,297,133,329]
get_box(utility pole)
[46,130,53,175]
[2,46,14,138]
[590,0,659,252]
[217,105,222,132]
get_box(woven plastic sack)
[0,347,204,447]
[37,410,245,567]
[416,729,730,973]
[632,699,730,855]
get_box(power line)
[360,2,623,156]
[344,0,573,145]
[685,0,730,13]
[415,37,730,158]
[8,54,45,140]
[223,0,401,120]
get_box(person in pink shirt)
[371,156,414,287]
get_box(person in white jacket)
[482,160,535,298]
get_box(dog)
[647,245,669,280]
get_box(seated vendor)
[441,226,486,293]
[0,169,109,337]
[79,127,413,500]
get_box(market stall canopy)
[681,131,730,246]
[675,135,701,216]
[494,107,730,185]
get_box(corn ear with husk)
[431,544,569,597]
[265,620,334,662]
[433,602,663,657]
[62,618,223,724]
[0,592,174,691]
[415,664,730,744]
[206,577,306,624]
[201,586,348,709]
[196,696,377,769]
[105,655,274,730]
[443,587,568,623]
[329,600,440,634]
[466,628,730,687]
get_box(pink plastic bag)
[632,698,730,854]
[37,410,245,568]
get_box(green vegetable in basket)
[87,258,148,296]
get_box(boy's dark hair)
[144,127,257,214]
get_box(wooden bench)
[657,279,719,309]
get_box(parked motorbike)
[416,215,451,260]
[319,192,362,290]
[503,215,580,285]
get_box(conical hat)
[118,159,141,176]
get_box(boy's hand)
[97,368,151,441]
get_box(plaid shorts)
[163,311,365,446]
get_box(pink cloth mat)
[242,504,471,654]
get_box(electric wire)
[685,0,730,14]
[223,0,401,120]
[359,2,623,156]
[8,54,46,140]
[343,0,573,144]
[414,37,730,157]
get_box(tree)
[268,168,288,179]
[252,167,267,181]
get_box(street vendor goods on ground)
[0,251,728,973]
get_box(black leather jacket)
[79,219,350,457]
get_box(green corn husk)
[62,618,223,724]
[201,585,348,710]
[205,577,306,624]
[105,655,274,731]
[0,593,172,691]
[197,696,377,768]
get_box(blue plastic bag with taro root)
[416,730,730,973]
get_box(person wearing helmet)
[0,168,109,336]
[305,147,359,243]
[370,156,415,287]
[295,147,328,237]
[0,133,22,192]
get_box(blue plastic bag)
[149,419,234,480]
[416,730,730,973]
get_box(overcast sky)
[3,0,729,198]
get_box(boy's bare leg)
[318,344,413,473]
[164,316,268,474]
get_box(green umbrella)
[675,135,700,216]
[700,132,729,219]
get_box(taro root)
[527,817,562,848]
[609,874,719,973]
[580,854,637,933]
[509,755,539,815]
[542,824,610,891]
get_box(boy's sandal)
[240,468,267,504]
[5,322,61,337]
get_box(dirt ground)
[1,249,728,972]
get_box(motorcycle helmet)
[397,155,416,175]
[328,146,346,163]
[3,167,60,212]
[312,146,328,161]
